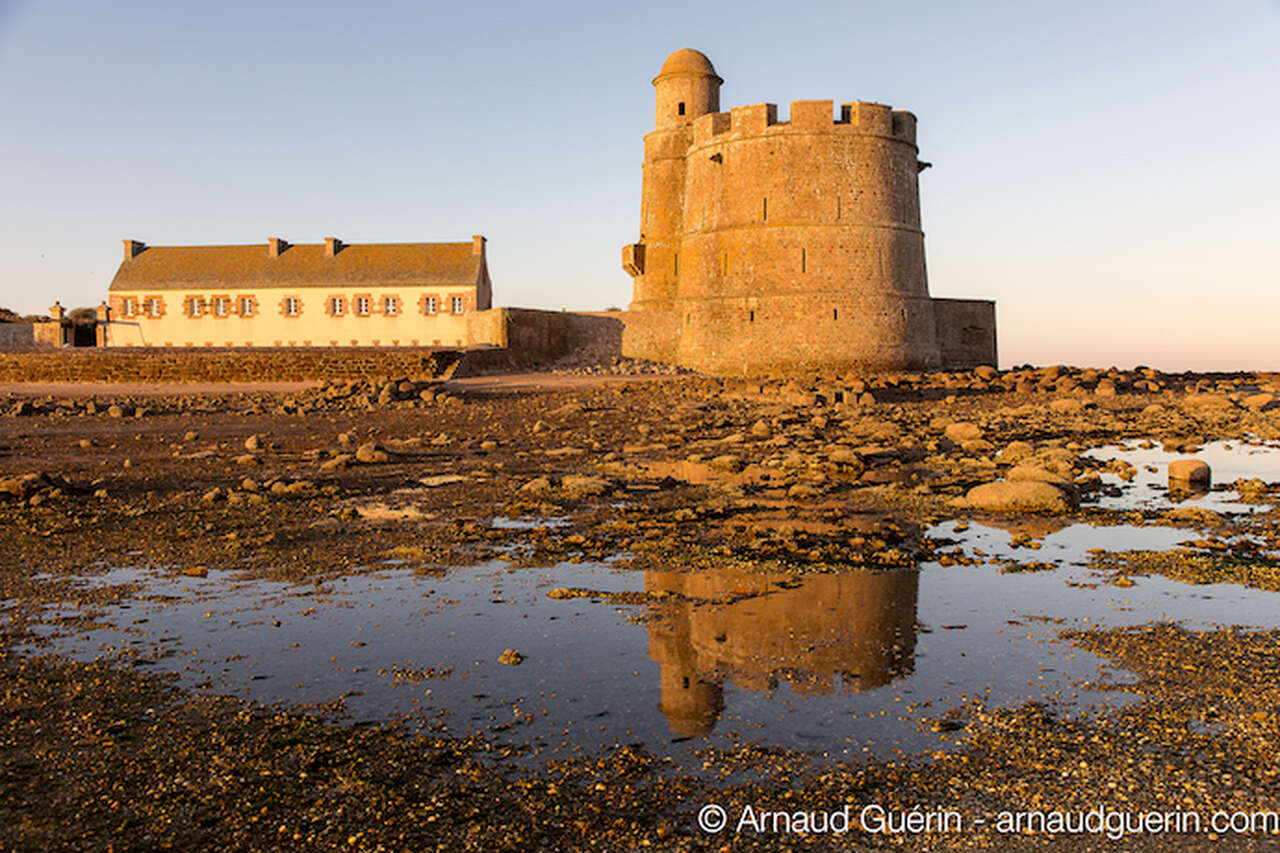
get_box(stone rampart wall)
[933,298,997,370]
[0,324,37,349]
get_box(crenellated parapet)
[687,100,918,145]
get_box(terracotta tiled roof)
[109,241,481,291]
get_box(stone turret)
[652,48,722,129]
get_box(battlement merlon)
[686,100,919,146]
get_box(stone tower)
[627,49,723,314]
[622,49,996,375]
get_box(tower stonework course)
[622,49,996,376]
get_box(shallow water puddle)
[1087,438,1280,512]
[20,512,1280,764]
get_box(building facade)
[106,236,492,348]
[621,49,997,375]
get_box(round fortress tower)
[624,49,944,374]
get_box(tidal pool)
[16,514,1280,765]
[1087,438,1280,512]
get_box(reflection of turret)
[648,582,725,737]
[646,567,918,737]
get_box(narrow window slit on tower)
[762,198,768,221]
[837,196,842,220]
[801,248,807,273]
[678,102,686,116]
[833,308,838,320]
[673,253,679,275]
[723,253,728,275]
[749,310,755,322]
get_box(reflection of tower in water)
[646,568,919,737]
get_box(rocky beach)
[4,364,1280,850]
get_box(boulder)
[1181,394,1235,411]
[1008,465,1075,487]
[944,422,983,443]
[1168,459,1211,486]
[966,480,1079,513]
[519,476,554,495]
[355,442,388,464]
[997,441,1035,464]
[708,454,744,473]
[1244,393,1275,411]
[974,365,999,380]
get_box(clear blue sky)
[1,0,1276,370]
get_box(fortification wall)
[468,308,623,365]
[933,298,998,369]
[0,324,36,349]
[613,308,679,364]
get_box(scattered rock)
[1007,465,1075,487]
[1168,459,1211,486]
[355,442,389,464]
[497,649,525,665]
[1165,506,1224,525]
[519,477,555,494]
[1244,393,1275,411]
[1182,394,1235,411]
[965,480,1079,513]
[708,454,744,473]
[320,454,352,471]
[944,422,983,443]
[997,441,1035,464]
[561,474,609,497]
[420,475,469,487]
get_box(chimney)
[324,237,344,257]
[472,234,486,255]
[123,239,146,261]
[49,301,65,321]
[267,237,290,257]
